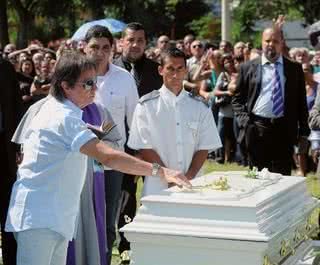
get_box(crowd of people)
[1,15,320,265]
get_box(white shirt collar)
[160,85,188,102]
[63,98,83,117]
[97,63,115,79]
[261,54,283,65]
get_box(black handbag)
[215,94,232,107]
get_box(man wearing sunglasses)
[182,40,205,94]
[187,40,204,70]
[83,25,139,265]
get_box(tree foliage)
[0,0,10,46]
[7,0,77,47]
[291,0,320,24]
[232,0,258,45]
[1,0,211,47]
[231,0,320,46]
[2,0,320,49]
[188,13,221,41]
[231,0,296,46]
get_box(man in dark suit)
[113,22,162,97]
[0,57,22,265]
[113,22,162,263]
[232,27,310,175]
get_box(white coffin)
[121,171,320,265]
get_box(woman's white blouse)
[6,97,97,240]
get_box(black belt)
[250,114,286,126]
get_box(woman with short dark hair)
[16,58,36,113]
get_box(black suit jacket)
[0,58,23,178]
[113,55,163,97]
[232,56,310,145]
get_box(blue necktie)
[271,62,284,117]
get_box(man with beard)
[232,27,310,175]
[114,22,162,97]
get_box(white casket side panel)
[121,171,319,265]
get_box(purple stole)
[66,103,107,265]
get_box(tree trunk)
[10,0,34,48]
[0,0,9,49]
[170,21,176,40]
[16,11,33,48]
[91,6,104,19]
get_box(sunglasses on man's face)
[76,77,97,91]
[192,44,203,49]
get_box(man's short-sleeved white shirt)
[94,63,139,150]
[128,85,221,195]
[5,97,97,240]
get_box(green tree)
[101,0,209,39]
[4,0,211,48]
[232,0,260,46]
[164,0,209,39]
[291,0,320,24]
[188,13,221,41]
[231,0,305,46]
[8,0,76,47]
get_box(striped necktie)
[271,62,284,117]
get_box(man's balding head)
[157,35,170,51]
[262,28,282,39]
[261,27,283,62]
[234,41,246,60]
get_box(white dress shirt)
[6,97,97,240]
[252,55,286,118]
[94,63,139,150]
[215,72,234,118]
[128,85,222,195]
[186,56,200,70]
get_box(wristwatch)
[151,163,161,176]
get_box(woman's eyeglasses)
[76,77,97,91]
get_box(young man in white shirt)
[83,25,139,265]
[128,48,222,195]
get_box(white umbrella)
[72,18,126,41]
